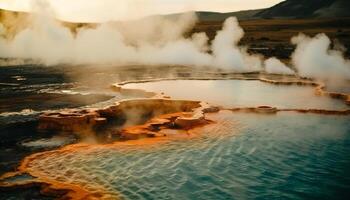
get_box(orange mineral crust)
[37,98,206,135]
[1,110,240,200]
[1,76,349,199]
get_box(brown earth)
[192,18,350,60]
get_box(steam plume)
[0,0,349,82]
[0,0,263,72]
[292,33,350,82]
[264,57,295,75]
[212,17,262,71]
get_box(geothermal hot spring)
[0,4,350,199]
[122,79,349,110]
[1,75,350,200]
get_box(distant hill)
[196,10,262,21]
[1,0,350,30]
[0,9,95,38]
[0,8,29,36]
[191,0,350,21]
[255,0,350,19]
[314,0,350,18]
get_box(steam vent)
[1,0,350,199]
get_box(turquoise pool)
[24,112,350,200]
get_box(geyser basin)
[3,112,350,199]
[123,80,350,110]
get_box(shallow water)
[0,65,130,114]
[22,112,350,200]
[124,80,349,110]
[21,135,77,149]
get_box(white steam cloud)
[292,33,350,82]
[0,0,350,83]
[0,0,264,72]
[264,57,295,75]
[212,17,262,71]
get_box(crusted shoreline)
[1,75,349,200]
[113,76,350,112]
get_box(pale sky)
[0,0,283,22]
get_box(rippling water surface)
[26,112,350,200]
[2,66,350,199]
[124,80,350,110]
